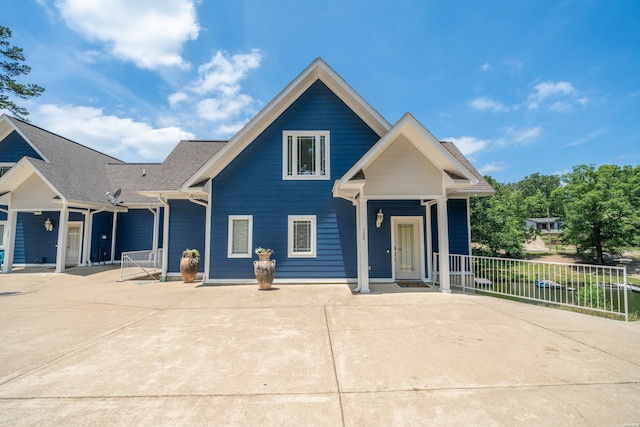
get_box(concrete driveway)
[1,266,639,426]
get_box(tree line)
[470,165,640,264]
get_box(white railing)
[433,253,629,321]
[120,249,163,281]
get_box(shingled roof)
[440,141,494,196]
[5,116,129,206]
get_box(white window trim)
[288,215,316,258]
[282,131,330,180]
[227,215,253,258]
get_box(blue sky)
[3,0,639,183]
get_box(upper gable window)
[283,131,330,180]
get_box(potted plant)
[255,247,275,261]
[180,248,200,283]
[254,247,275,290]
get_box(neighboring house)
[0,115,164,272]
[526,217,562,233]
[144,58,493,292]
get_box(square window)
[283,131,330,180]
[228,216,252,258]
[288,215,316,257]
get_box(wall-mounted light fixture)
[376,209,384,228]
[44,218,54,232]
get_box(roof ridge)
[6,114,125,163]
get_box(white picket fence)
[120,249,163,281]
[433,253,629,321]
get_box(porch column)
[82,210,92,266]
[437,198,451,292]
[110,211,118,264]
[357,197,370,293]
[56,206,69,273]
[204,194,212,282]
[2,210,16,273]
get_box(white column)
[56,206,69,273]
[110,211,118,264]
[161,199,170,281]
[82,210,92,266]
[358,197,370,293]
[437,198,451,292]
[2,210,16,273]
[204,193,212,282]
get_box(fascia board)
[1,115,51,163]
[181,58,391,191]
[0,158,65,202]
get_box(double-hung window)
[283,131,330,179]
[228,215,252,258]
[288,215,316,258]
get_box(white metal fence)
[120,249,163,281]
[433,253,629,321]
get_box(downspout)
[158,195,169,281]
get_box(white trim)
[282,131,330,180]
[288,215,316,258]
[227,215,253,258]
[0,115,51,163]
[202,278,358,285]
[391,216,425,281]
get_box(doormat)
[396,281,429,288]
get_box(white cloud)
[481,62,491,71]
[171,50,263,124]
[564,129,605,148]
[55,0,200,70]
[478,162,507,175]
[526,81,585,110]
[469,97,510,112]
[502,126,541,144]
[444,136,489,156]
[34,104,194,161]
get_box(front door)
[66,223,82,266]
[393,217,423,280]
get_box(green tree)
[560,164,640,264]
[470,176,535,257]
[516,172,562,218]
[0,26,44,119]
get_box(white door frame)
[66,221,83,266]
[391,216,425,281]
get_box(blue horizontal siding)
[14,212,59,264]
[115,209,155,258]
[0,130,43,162]
[431,199,470,256]
[209,80,376,280]
[168,200,205,273]
[91,211,113,262]
[368,200,428,278]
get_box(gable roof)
[181,58,391,190]
[0,115,129,207]
[439,141,494,195]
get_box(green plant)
[576,284,612,311]
[255,247,274,255]
[182,248,200,259]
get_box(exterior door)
[394,217,422,280]
[66,223,82,266]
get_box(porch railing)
[433,252,629,321]
[120,249,163,281]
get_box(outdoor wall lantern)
[44,218,54,232]
[376,209,384,228]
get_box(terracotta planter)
[254,258,276,290]
[180,256,199,283]
[258,253,271,261]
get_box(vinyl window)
[283,131,330,180]
[288,215,316,257]
[228,216,252,258]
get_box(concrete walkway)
[1,266,639,426]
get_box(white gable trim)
[0,115,51,164]
[0,158,64,202]
[337,113,478,193]
[181,58,391,190]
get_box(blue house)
[145,59,493,292]
[0,115,165,272]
